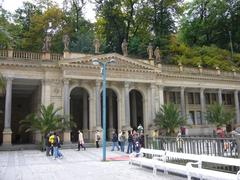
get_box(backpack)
[97,135,101,141]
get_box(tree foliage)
[1,0,240,71]
[180,0,240,53]
[205,103,234,128]
[154,103,186,136]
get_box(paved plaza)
[0,147,185,180]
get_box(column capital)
[6,76,13,82]
[150,83,156,89]
[96,80,101,86]
[200,88,205,92]
[63,79,70,85]
[124,81,130,88]
[180,86,185,91]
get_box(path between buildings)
[0,147,186,180]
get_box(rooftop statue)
[93,38,100,54]
[147,43,153,60]
[121,39,128,56]
[63,34,70,51]
[154,46,161,62]
[42,34,52,52]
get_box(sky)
[1,0,96,22]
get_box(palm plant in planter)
[19,103,76,150]
[154,103,186,136]
[206,103,234,130]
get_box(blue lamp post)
[92,58,115,161]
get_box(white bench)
[153,151,201,177]
[154,151,240,180]
[187,155,240,180]
[130,149,240,180]
[129,148,165,168]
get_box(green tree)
[19,103,76,149]
[154,103,186,136]
[180,0,240,53]
[205,103,234,128]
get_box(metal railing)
[146,136,238,157]
[146,136,239,174]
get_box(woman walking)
[78,130,86,151]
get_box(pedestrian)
[119,131,126,152]
[118,130,122,147]
[139,132,144,148]
[127,130,133,154]
[95,130,101,148]
[111,130,120,151]
[78,130,86,151]
[45,131,52,156]
[50,132,63,160]
[132,130,137,151]
[176,131,183,152]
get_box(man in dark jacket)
[111,130,120,151]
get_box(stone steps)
[0,142,112,151]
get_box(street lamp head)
[109,59,116,64]
[92,58,100,65]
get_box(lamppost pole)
[92,59,115,161]
[102,63,107,161]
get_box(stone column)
[131,91,137,128]
[124,82,131,129]
[234,90,240,124]
[151,83,156,121]
[180,87,186,117]
[63,79,71,143]
[218,89,222,105]
[95,80,101,128]
[83,91,89,140]
[3,77,13,145]
[200,88,206,125]
[159,85,164,107]
[108,91,114,138]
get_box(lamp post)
[92,58,115,161]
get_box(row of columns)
[178,87,240,124]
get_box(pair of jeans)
[127,142,133,153]
[111,141,120,151]
[120,142,125,152]
[53,146,63,158]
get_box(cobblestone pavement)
[0,147,186,180]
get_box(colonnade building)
[0,49,239,145]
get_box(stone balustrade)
[0,48,239,79]
[0,49,62,60]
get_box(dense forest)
[0,0,240,71]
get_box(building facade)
[0,49,240,145]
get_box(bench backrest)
[165,151,201,161]
[164,151,240,167]
[140,148,166,157]
[200,155,240,167]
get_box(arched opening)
[9,79,41,144]
[70,87,89,142]
[130,89,144,131]
[101,88,118,140]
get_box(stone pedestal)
[63,50,70,59]
[2,128,12,145]
[63,131,71,143]
[42,52,50,60]
[34,131,42,144]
